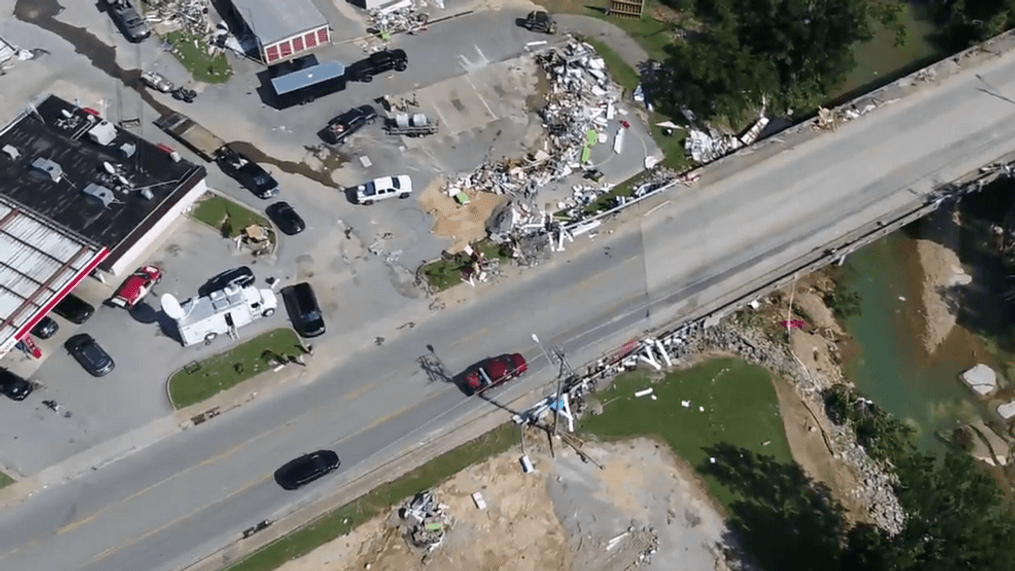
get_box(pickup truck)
[346,49,408,83]
[319,105,378,145]
[354,174,412,205]
[110,265,162,308]
[215,146,279,199]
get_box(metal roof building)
[0,94,208,357]
[227,0,331,64]
[0,197,108,355]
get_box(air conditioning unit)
[30,157,63,182]
[87,120,117,146]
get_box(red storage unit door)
[265,44,280,63]
[278,40,293,58]
[292,36,304,54]
[304,31,317,48]
[316,27,329,45]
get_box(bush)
[823,281,862,320]
[823,384,913,463]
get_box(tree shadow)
[700,443,846,571]
[902,181,1015,353]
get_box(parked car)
[457,353,528,396]
[282,282,325,338]
[65,334,115,377]
[216,147,279,199]
[266,201,306,235]
[319,105,378,145]
[274,450,340,490]
[30,316,59,340]
[109,265,162,308]
[107,0,151,43]
[53,293,95,325]
[346,49,408,82]
[354,175,413,205]
[199,266,255,297]
[0,369,32,401]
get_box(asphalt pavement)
[5,34,1015,571]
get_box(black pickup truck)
[346,49,408,83]
[319,105,378,145]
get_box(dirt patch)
[277,434,728,571]
[419,179,509,253]
[915,208,969,355]
[770,373,870,525]
[794,289,844,335]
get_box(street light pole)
[532,334,563,438]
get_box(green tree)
[653,0,903,124]
[935,0,1015,50]
[843,451,1015,571]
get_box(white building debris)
[400,491,451,552]
[145,0,213,35]
[368,0,430,34]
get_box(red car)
[110,265,162,308]
[459,353,528,396]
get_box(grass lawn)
[223,423,520,571]
[162,31,232,84]
[191,195,272,240]
[168,329,303,409]
[536,0,678,61]
[581,357,792,507]
[421,240,513,292]
[0,471,14,489]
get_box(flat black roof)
[0,95,206,265]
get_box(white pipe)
[634,388,653,397]
[638,353,661,371]
[654,339,673,368]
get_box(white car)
[354,175,412,205]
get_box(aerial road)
[3,29,1015,571]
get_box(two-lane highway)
[5,26,1015,571]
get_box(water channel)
[840,184,1015,455]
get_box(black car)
[0,369,32,401]
[282,282,325,338]
[65,334,115,377]
[53,294,95,325]
[274,450,340,490]
[319,105,378,145]
[216,147,279,199]
[347,49,408,83]
[199,266,255,297]
[107,0,151,43]
[266,202,306,236]
[31,316,59,340]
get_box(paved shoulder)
[553,14,652,69]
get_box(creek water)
[840,190,1015,453]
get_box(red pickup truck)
[459,353,528,396]
[110,265,162,308]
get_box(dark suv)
[53,294,95,325]
[65,334,115,377]
[319,105,378,145]
[216,147,279,199]
[199,266,255,297]
[346,49,408,83]
[274,450,340,490]
[282,282,325,338]
[0,369,33,401]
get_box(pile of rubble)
[684,115,769,164]
[813,100,879,132]
[399,491,452,553]
[368,0,430,34]
[144,0,212,35]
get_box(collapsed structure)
[399,491,452,554]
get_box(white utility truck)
[161,286,277,347]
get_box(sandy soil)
[419,179,508,253]
[916,207,970,355]
[277,433,728,571]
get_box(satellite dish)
[160,293,185,319]
[61,109,72,118]
[103,161,116,174]
[117,175,130,186]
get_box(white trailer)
[163,286,278,347]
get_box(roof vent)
[30,157,63,182]
[87,120,117,146]
[1,145,19,160]
[82,183,115,208]
[119,142,136,159]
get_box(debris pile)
[813,99,880,132]
[400,491,451,552]
[144,0,212,35]
[368,0,430,34]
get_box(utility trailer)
[169,285,277,347]
[384,113,438,137]
[154,111,226,162]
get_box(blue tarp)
[270,61,345,95]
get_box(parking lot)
[0,1,657,476]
